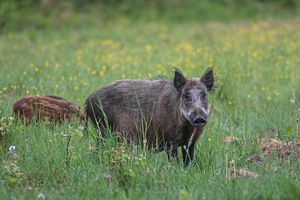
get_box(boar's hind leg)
[166,142,179,163]
[182,143,195,167]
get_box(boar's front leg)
[182,143,195,167]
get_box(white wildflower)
[9,146,16,151]
[37,193,46,200]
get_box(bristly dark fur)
[150,74,170,81]
[84,67,215,167]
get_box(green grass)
[1,14,300,199]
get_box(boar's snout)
[188,107,209,127]
[183,106,210,127]
[193,115,207,127]
[192,114,207,127]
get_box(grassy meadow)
[1,2,300,199]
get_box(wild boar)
[13,95,85,124]
[85,68,215,166]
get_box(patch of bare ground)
[260,128,300,161]
[223,128,300,179]
[223,128,300,163]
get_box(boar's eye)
[200,92,206,99]
[183,92,191,101]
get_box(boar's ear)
[200,67,214,92]
[174,68,186,92]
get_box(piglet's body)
[13,95,84,124]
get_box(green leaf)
[285,126,292,137]
[129,169,135,177]
[7,177,18,184]
[74,131,83,137]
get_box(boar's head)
[174,68,214,127]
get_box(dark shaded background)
[1,0,299,33]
